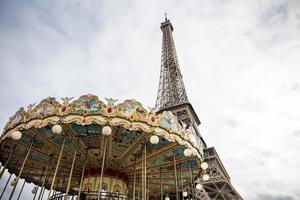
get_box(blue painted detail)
[160,118,178,132]
[38,126,52,137]
[31,151,50,163]
[20,133,34,145]
[71,123,102,135]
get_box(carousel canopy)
[0,94,205,199]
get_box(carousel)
[0,94,209,200]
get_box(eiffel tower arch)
[155,17,243,200]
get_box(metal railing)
[50,191,128,200]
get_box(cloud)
[257,192,297,200]
[1,0,300,199]
[258,2,289,26]
[293,130,300,137]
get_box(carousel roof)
[0,94,205,197]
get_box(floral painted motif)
[159,111,179,133]
[118,100,147,119]
[35,107,54,116]
[72,95,101,113]
[31,97,59,118]
[9,108,25,126]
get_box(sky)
[0,0,300,199]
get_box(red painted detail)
[151,116,156,122]
[61,106,67,112]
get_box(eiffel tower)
[155,16,243,200]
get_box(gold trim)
[1,95,204,160]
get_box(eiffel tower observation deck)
[0,18,242,200]
[155,16,243,199]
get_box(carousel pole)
[190,160,195,199]
[173,149,179,200]
[188,159,194,200]
[132,155,137,200]
[16,179,26,200]
[97,136,108,200]
[147,188,149,200]
[180,164,183,200]
[0,173,12,198]
[53,178,59,197]
[33,167,45,200]
[40,171,51,200]
[39,177,49,200]
[65,146,77,197]
[39,170,52,200]
[87,168,90,194]
[160,167,163,200]
[9,137,34,200]
[78,150,87,199]
[47,137,66,200]
[61,177,66,196]
[37,155,52,200]
[0,144,16,179]
[144,143,147,200]
[97,126,112,200]
[141,144,144,200]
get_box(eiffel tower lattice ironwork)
[155,17,243,200]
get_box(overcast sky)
[1,0,300,199]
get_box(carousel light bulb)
[165,197,170,200]
[150,135,159,144]
[183,148,192,157]
[183,191,188,197]
[11,131,22,140]
[196,183,203,190]
[200,162,208,170]
[52,125,62,134]
[202,174,210,181]
[102,126,112,136]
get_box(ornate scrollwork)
[30,97,60,119]
[1,94,205,159]
[71,94,103,113]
